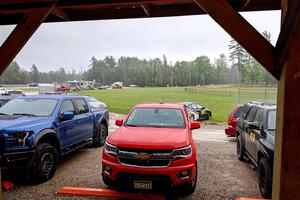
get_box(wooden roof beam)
[0,4,55,74]
[52,8,70,20]
[274,0,300,78]
[193,0,278,79]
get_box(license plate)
[133,180,152,190]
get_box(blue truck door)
[57,99,77,149]
[73,99,94,142]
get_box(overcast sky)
[0,11,280,72]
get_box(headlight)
[7,132,31,147]
[172,145,192,160]
[104,142,119,156]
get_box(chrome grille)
[118,148,172,168]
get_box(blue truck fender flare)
[32,129,60,149]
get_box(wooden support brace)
[193,0,278,79]
[0,4,56,75]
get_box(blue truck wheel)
[29,143,58,183]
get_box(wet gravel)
[2,113,262,200]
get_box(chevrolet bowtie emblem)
[136,153,150,160]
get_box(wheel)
[93,123,107,147]
[258,157,272,198]
[205,114,209,120]
[180,161,197,195]
[102,174,115,187]
[237,134,246,161]
[29,143,58,183]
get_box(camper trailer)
[65,80,95,91]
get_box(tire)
[29,143,58,183]
[205,114,209,120]
[102,174,114,188]
[93,123,107,147]
[237,134,246,161]
[180,161,197,195]
[258,157,272,199]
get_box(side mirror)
[115,119,123,126]
[191,121,201,130]
[248,121,260,130]
[61,111,74,121]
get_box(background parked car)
[0,87,7,94]
[179,102,212,120]
[83,96,107,109]
[225,104,250,137]
[28,82,39,87]
[2,90,24,96]
[236,103,276,198]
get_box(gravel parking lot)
[2,113,262,200]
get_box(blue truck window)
[74,99,89,114]
[59,100,75,115]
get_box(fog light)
[176,169,191,179]
[103,165,113,175]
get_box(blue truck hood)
[0,115,51,131]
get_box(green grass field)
[76,86,277,123]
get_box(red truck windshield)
[126,108,185,128]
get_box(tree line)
[0,31,277,86]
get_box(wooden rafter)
[0,4,56,74]
[193,0,278,79]
[52,8,70,20]
[274,0,300,78]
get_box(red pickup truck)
[102,103,200,194]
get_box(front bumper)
[225,126,236,137]
[102,157,196,188]
[0,151,34,166]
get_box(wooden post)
[0,171,2,200]
[272,1,300,199]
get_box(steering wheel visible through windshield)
[0,98,58,117]
[125,108,185,128]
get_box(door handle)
[76,121,81,125]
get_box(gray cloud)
[0,11,280,72]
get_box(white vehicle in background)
[83,96,107,109]
[111,82,123,89]
[0,88,6,94]
[39,84,56,94]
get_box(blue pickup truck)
[0,94,109,182]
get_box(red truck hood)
[108,126,189,150]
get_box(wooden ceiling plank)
[0,4,55,75]
[193,0,278,79]
[274,0,300,77]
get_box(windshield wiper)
[12,113,37,117]
[126,124,140,127]
[0,113,7,115]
